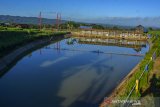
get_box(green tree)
[148,27,153,31]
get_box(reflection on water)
[57,55,140,107]
[74,37,147,52]
[57,56,113,107]
[40,57,68,67]
[0,38,148,107]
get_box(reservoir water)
[0,37,149,107]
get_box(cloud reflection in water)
[57,56,114,107]
[40,57,68,67]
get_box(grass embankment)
[0,27,68,58]
[110,30,160,100]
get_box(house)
[79,26,92,30]
[135,25,148,33]
[0,23,11,27]
[16,24,30,29]
[0,23,5,26]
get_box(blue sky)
[0,0,160,26]
[0,0,160,18]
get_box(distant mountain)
[1,15,159,29]
[78,17,160,28]
[0,15,66,25]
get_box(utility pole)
[39,12,42,31]
[52,13,55,32]
[56,13,59,31]
[69,19,71,31]
[56,13,62,31]
[59,13,61,30]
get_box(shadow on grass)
[142,74,160,97]
[141,74,160,106]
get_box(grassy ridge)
[116,30,160,99]
[0,27,68,57]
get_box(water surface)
[0,38,149,107]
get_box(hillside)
[0,15,66,25]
